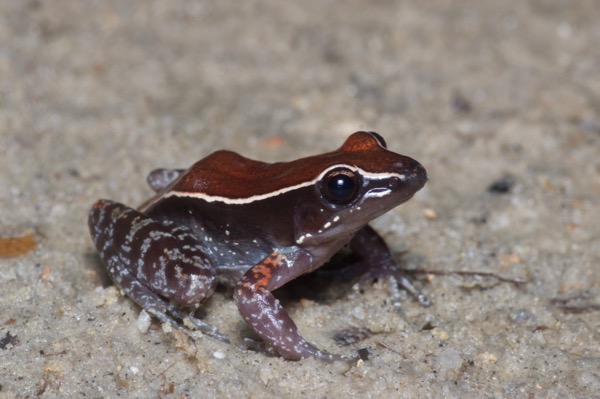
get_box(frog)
[88,131,429,361]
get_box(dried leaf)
[0,232,37,257]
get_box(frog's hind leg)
[88,199,228,342]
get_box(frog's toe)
[386,274,431,311]
[179,313,230,343]
[146,306,188,333]
[147,306,230,343]
[317,350,359,363]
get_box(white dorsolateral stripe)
[154,164,407,206]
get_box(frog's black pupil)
[328,174,355,201]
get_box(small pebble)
[136,310,152,333]
[423,208,438,220]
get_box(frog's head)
[293,131,427,248]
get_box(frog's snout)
[413,161,428,186]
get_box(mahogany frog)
[88,131,429,361]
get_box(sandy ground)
[1,1,599,398]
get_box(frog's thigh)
[89,200,217,309]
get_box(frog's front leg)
[350,225,431,310]
[234,252,355,362]
[88,199,228,342]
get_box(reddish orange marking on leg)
[250,252,286,288]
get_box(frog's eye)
[320,168,360,205]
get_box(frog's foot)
[143,307,229,343]
[383,272,431,311]
[102,261,228,343]
[110,274,229,343]
[350,257,431,312]
[168,307,230,343]
[349,225,431,312]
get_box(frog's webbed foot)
[350,225,431,311]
